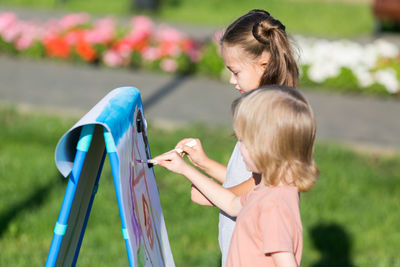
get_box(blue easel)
[46,124,135,266]
[45,87,174,267]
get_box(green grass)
[158,0,374,38]
[0,106,399,266]
[1,0,374,38]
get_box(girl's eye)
[229,69,238,76]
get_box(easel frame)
[46,124,135,266]
[45,87,174,267]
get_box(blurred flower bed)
[0,12,202,74]
[1,12,399,96]
[297,35,400,96]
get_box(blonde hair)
[221,9,299,87]
[233,86,318,192]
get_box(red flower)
[44,35,70,59]
[76,39,97,62]
[181,39,195,53]
[115,33,148,53]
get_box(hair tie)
[249,9,271,17]
[273,19,286,31]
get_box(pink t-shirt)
[226,184,302,267]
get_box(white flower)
[308,61,341,83]
[375,68,399,93]
[351,65,374,88]
[294,35,400,94]
[373,39,399,58]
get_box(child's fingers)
[175,138,193,148]
[175,138,197,149]
[151,150,189,174]
[151,149,176,163]
[176,138,198,154]
[185,139,198,148]
[175,138,193,150]
[179,144,195,154]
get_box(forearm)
[191,177,256,206]
[228,176,256,196]
[191,185,214,206]
[198,157,227,184]
[183,166,241,216]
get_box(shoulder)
[258,186,299,211]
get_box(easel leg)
[104,128,135,266]
[46,125,95,267]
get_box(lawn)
[0,106,399,266]
[1,0,374,38]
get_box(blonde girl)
[174,9,300,266]
[152,86,318,266]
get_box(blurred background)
[0,0,399,266]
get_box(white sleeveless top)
[219,142,252,267]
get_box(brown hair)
[221,9,299,87]
[233,86,318,192]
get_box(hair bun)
[252,16,286,45]
[252,20,275,45]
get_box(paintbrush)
[135,159,157,166]
[135,140,197,167]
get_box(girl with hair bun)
[173,10,301,266]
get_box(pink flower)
[65,30,84,45]
[58,13,90,31]
[2,21,22,42]
[115,40,131,54]
[15,34,32,50]
[142,47,160,61]
[155,25,185,57]
[0,12,17,34]
[42,19,62,36]
[156,24,182,43]
[161,58,178,73]
[103,49,123,67]
[131,16,154,36]
[85,18,115,44]
[103,48,130,67]
[124,32,148,51]
[15,21,42,50]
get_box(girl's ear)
[259,51,270,68]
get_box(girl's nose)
[229,72,237,85]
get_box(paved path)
[0,55,399,153]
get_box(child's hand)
[175,138,209,169]
[151,150,192,176]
